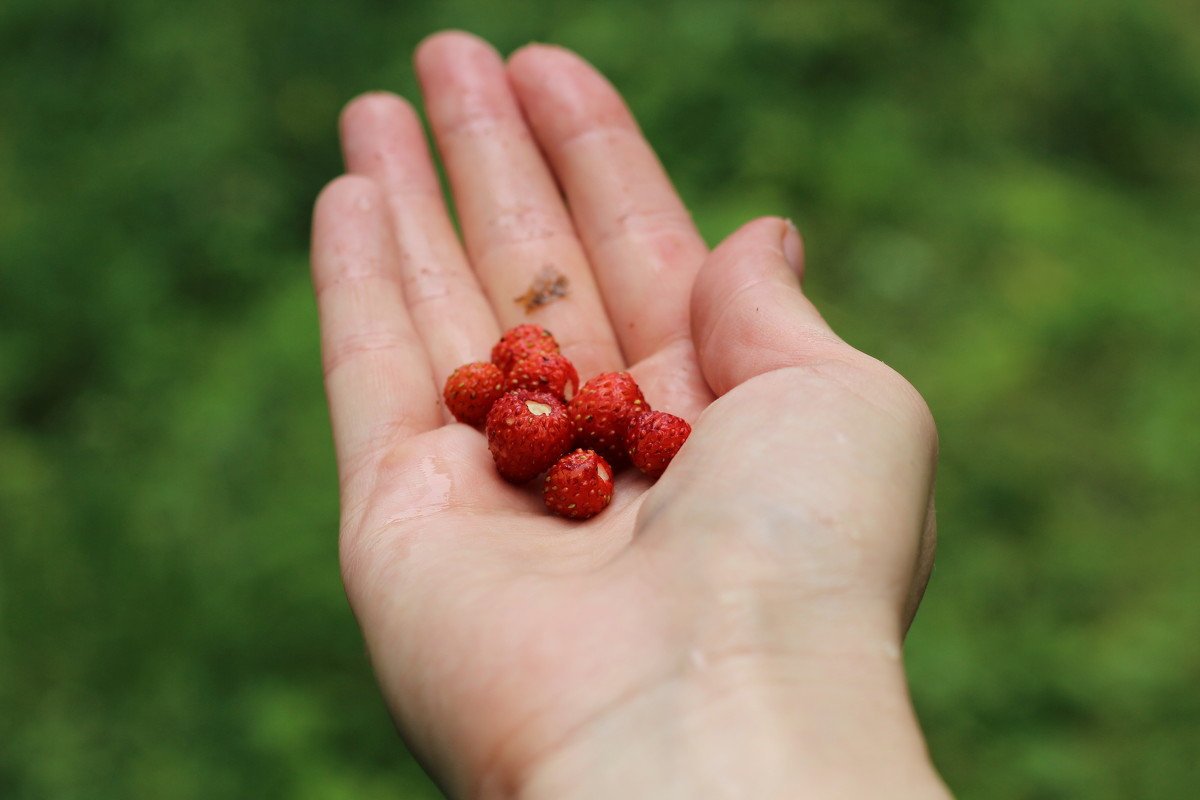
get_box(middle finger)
[415,32,624,380]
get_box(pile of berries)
[442,324,691,520]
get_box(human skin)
[310,30,952,800]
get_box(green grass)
[3,0,1198,796]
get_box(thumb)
[691,217,845,396]
[685,216,939,629]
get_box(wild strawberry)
[544,449,614,520]
[485,390,574,483]
[625,410,691,479]
[506,352,579,401]
[443,362,506,427]
[567,371,648,466]
[490,324,559,375]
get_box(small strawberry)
[443,362,506,427]
[625,410,691,479]
[544,449,614,520]
[485,390,574,483]
[506,352,579,401]
[567,371,648,466]
[491,324,559,375]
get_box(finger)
[340,92,501,383]
[507,44,709,366]
[691,217,844,396]
[311,175,441,479]
[415,31,623,379]
[656,220,938,633]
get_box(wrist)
[509,632,951,800]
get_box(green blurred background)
[2,0,1198,796]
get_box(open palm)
[311,32,941,799]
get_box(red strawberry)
[567,371,648,466]
[544,449,614,520]
[485,390,574,483]
[625,410,691,479]
[506,352,579,401]
[443,362,506,427]
[491,324,559,375]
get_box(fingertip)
[415,30,519,140]
[339,92,424,172]
[415,29,503,76]
[719,215,792,248]
[783,218,806,279]
[506,40,621,101]
[313,173,384,228]
[696,216,796,293]
[311,175,389,288]
[340,91,415,133]
[691,216,840,395]
[507,42,637,152]
[507,41,576,72]
[506,40,546,63]
[415,29,482,56]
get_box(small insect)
[515,265,569,313]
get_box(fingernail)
[782,219,804,273]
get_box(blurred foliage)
[2,0,1198,797]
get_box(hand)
[311,31,949,800]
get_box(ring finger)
[340,91,500,388]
